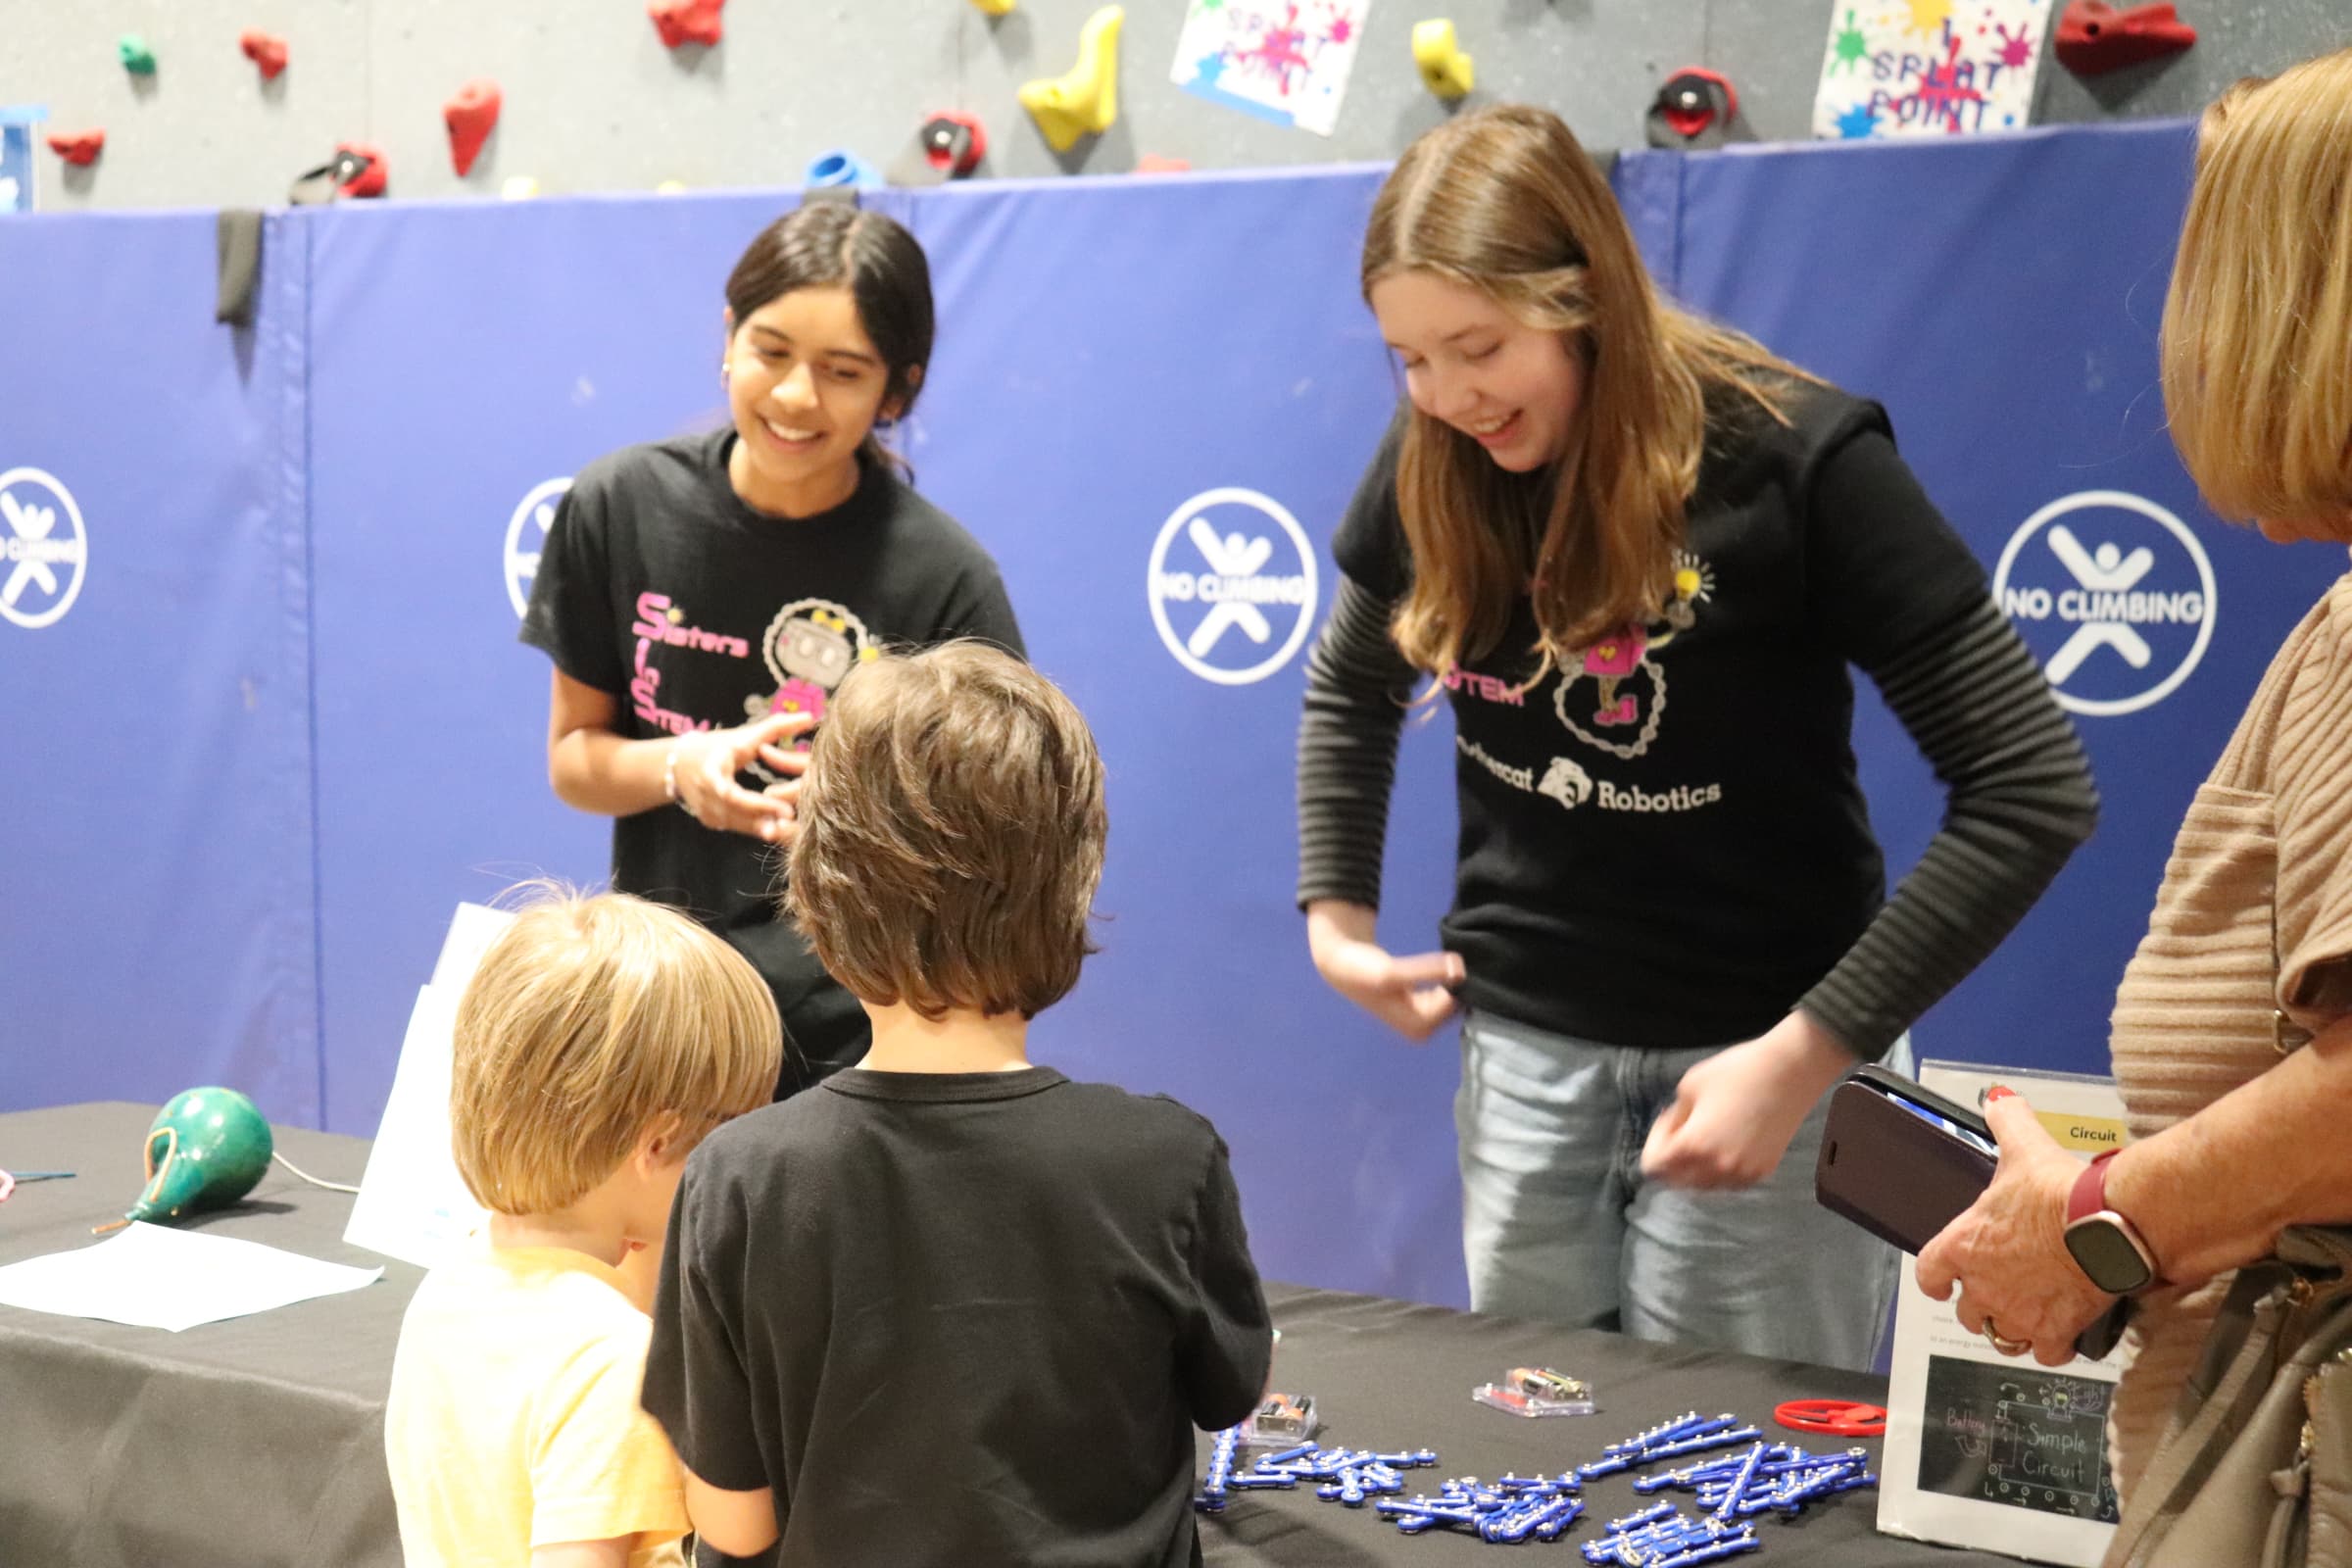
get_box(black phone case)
[1814,1065,1997,1255]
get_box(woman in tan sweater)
[1914,46,2352,1506]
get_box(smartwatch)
[2063,1150,2165,1295]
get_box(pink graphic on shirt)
[1445,666,1527,707]
[629,589,749,735]
[1548,551,1717,760]
[746,599,878,771]
[767,677,827,726]
[1582,627,1647,726]
[630,641,712,736]
[631,592,752,659]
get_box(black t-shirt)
[1331,385,1989,1049]
[519,430,1024,1072]
[642,1066,1274,1568]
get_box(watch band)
[2066,1149,2122,1225]
[2065,1150,2168,1292]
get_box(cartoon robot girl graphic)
[747,598,877,781]
[1554,551,1715,760]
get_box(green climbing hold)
[116,1088,274,1227]
[118,34,158,75]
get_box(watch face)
[2065,1218,2154,1294]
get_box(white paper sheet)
[342,982,492,1269]
[0,1221,382,1332]
[429,900,519,992]
[1875,1060,2129,1566]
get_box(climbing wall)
[8,0,2342,209]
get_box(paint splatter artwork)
[1812,0,2047,139]
[1172,0,1370,138]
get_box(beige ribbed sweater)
[2106,565,2352,1503]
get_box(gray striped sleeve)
[1800,594,2101,1057]
[1296,572,1421,910]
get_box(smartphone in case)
[1815,1064,2131,1362]
[1816,1064,1998,1254]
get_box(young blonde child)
[385,891,781,1568]
[642,642,1274,1567]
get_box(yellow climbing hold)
[1019,5,1123,153]
[970,0,1016,14]
[1412,19,1474,101]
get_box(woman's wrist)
[1305,899,1379,957]
[662,737,684,805]
[1772,1009,1862,1096]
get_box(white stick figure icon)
[1184,514,1275,656]
[2042,524,2156,685]
[1,489,61,607]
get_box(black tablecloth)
[0,1102,415,1567]
[1201,1289,2016,1566]
[3,1103,2012,1567]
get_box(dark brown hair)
[725,203,936,474]
[785,643,1105,1020]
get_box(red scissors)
[1773,1398,1886,1438]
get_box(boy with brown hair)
[642,642,1273,1567]
[385,891,782,1568]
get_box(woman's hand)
[671,712,813,843]
[1917,1089,2115,1365]
[1642,1011,1854,1189]
[1305,900,1464,1042]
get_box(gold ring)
[1982,1315,2031,1356]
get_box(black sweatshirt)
[1296,388,2098,1056]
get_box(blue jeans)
[1454,1010,1908,1373]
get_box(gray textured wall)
[5,0,2347,210]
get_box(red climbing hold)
[921,112,988,177]
[240,30,290,80]
[47,129,106,167]
[444,79,503,177]
[649,0,725,49]
[2054,2,2196,76]
[337,141,388,198]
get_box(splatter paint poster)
[1812,0,2047,140]
[1171,1,1369,138]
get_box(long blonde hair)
[1363,104,1814,675]
[2161,50,2352,538]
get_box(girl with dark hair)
[1296,105,2098,1368]
[523,202,1023,1095]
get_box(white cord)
[272,1151,362,1195]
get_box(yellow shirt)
[385,1242,689,1568]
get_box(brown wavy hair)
[1363,104,1815,675]
[785,643,1105,1020]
